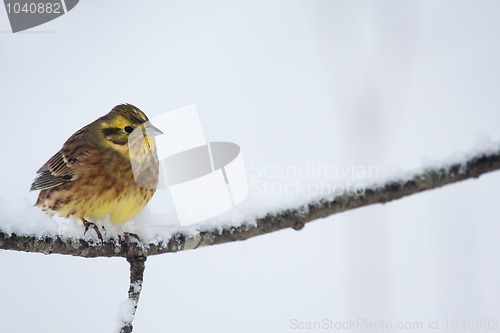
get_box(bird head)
[98,104,163,189]
[99,104,163,160]
[97,104,163,151]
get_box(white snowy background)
[1,1,500,332]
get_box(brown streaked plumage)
[31,104,162,237]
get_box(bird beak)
[143,122,163,137]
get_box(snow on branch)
[1,146,500,259]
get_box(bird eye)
[124,126,134,134]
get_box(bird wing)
[31,126,90,191]
[30,152,76,190]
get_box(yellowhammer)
[31,104,163,240]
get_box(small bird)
[31,104,163,240]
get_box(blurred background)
[1,1,500,332]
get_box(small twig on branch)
[118,253,147,333]
[1,145,500,258]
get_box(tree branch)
[3,145,500,333]
[1,146,500,258]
